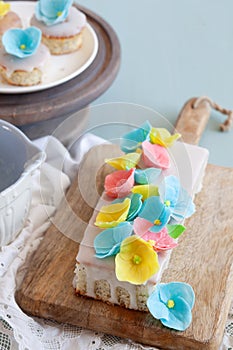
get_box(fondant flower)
[147,282,195,331]
[134,168,161,185]
[133,217,154,236]
[150,128,181,147]
[120,121,152,153]
[105,152,141,170]
[113,193,143,221]
[142,141,170,169]
[159,176,195,221]
[133,219,177,252]
[95,198,131,228]
[2,27,41,58]
[142,229,177,252]
[138,196,171,232]
[131,184,159,200]
[94,222,133,259]
[104,168,135,198]
[0,1,10,17]
[35,0,73,26]
[115,235,159,285]
[134,217,186,240]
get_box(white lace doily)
[0,134,232,350]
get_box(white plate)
[0,1,98,94]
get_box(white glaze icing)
[75,141,209,307]
[30,6,86,38]
[0,44,50,76]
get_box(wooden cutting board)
[16,101,233,350]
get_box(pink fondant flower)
[133,217,177,252]
[104,168,135,198]
[142,141,170,169]
[142,229,178,252]
[133,217,153,236]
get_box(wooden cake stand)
[15,99,233,350]
[0,1,121,139]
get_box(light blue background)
[77,0,233,167]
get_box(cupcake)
[30,0,87,55]
[0,1,22,41]
[0,27,50,86]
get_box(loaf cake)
[30,0,87,55]
[74,122,209,314]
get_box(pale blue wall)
[77,0,233,167]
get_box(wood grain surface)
[15,142,233,350]
[0,1,120,127]
[175,97,211,145]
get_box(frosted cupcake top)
[31,0,86,37]
[35,0,73,26]
[0,27,50,75]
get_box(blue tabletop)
[77,0,233,167]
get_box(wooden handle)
[174,97,212,145]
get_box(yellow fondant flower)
[95,198,131,228]
[105,152,141,170]
[0,1,10,17]
[150,128,181,147]
[131,184,159,200]
[115,236,160,285]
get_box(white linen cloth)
[0,134,232,350]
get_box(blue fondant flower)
[2,27,41,58]
[94,222,133,258]
[147,282,195,331]
[134,168,161,185]
[159,176,195,221]
[35,0,73,26]
[120,121,152,153]
[126,193,143,220]
[113,193,143,221]
[138,196,171,232]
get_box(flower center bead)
[167,299,175,308]
[132,255,142,265]
[57,11,62,17]
[164,200,171,207]
[154,219,161,226]
[20,44,26,50]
